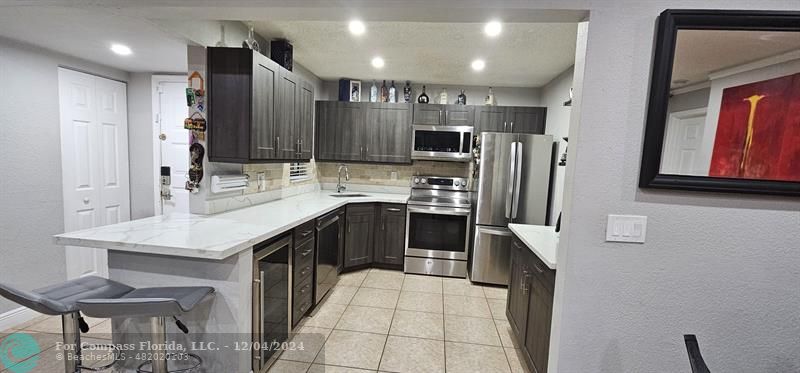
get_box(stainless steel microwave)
[411,125,474,162]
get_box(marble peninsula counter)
[53,191,408,372]
[508,223,559,269]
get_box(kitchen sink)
[329,193,370,198]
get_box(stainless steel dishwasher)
[315,208,344,303]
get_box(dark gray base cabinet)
[373,204,407,266]
[316,102,412,164]
[342,203,407,269]
[506,235,555,373]
[475,106,546,134]
[207,47,314,163]
[344,204,376,268]
[292,220,315,327]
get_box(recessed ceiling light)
[471,59,486,71]
[484,21,502,37]
[371,56,385,69]
[110,43,132,56]
[349,20,366,35]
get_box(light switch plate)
[606,215,647,243]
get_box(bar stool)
[0,276,135,372]
[77,286,214,373]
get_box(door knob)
[159,133,167,141]
[83,198,90,204]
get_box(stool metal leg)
[150,316,168,373]
[61,313,81,373]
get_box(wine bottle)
[370,80,378,103]
[439,88,448,105]
[457,89,467,105]
[403,81,412,103]
[485,87,495,106]
[380,80,388,103]
[389,80,397,103]
[418,85,429,104]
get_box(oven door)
[411,125,473,161]
[405,205,471,260]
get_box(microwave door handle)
[506,142,517,219]
[512,142,523,219]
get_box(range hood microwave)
[411,125,474,162]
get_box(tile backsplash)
[316,161,471,187]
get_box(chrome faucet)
[336,163,350,193]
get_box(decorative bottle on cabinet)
[457,89,467,105]
[439,88,448,104]
[380,80,388,103]
[485,87,495,105]
[370,80,378,102]
[403,81,412,103]
[418,85,429,103]
[389,80,397,103]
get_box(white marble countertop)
[508,224,559,269]
[54,191,409,260]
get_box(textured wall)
[541,66,574,225]
[0,37,129,314]
[553,2,800,372]
[127,72,157,219]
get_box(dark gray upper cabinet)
[365,103,412,163]
[316,102,364,161]
[507,107,547,134]
[207,47,313,163]
[316,101,411,164]
[475,106,547,134]
[475,106,508,133]
[412,104,475,126]
[344,204,376,269]
[298,80,314,159]
[373,204,406,266]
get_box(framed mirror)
[640,9,800,196]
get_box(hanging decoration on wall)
[558,137,569,166]
[188,71,205,96]
[184,112,207,132]
[186,142,205,193]
[185,68,208,193]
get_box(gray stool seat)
[0,276,134,315]
[78,286,214,318]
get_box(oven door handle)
[408,205,471,216]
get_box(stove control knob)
[413,178,420,184]
[421,178,427,184]
[454,180,461,187]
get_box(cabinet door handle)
[301,230,313,237]
[382,216,385,231]
[504,121,507,132]
[386,208,401,212]
[300,266,311,276]
[510,121,514,132]
[445,110,448,124]
[439,110,442,124]
[532,263,544,274]
[301,248,313,257]
[348,223,351,233]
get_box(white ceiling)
[0,6,189,73]
[671,30,800,88]
[254,21,578,87]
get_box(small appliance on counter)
[405,176,471,277]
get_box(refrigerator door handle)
[505,142,517,219]
[512,142,523,219]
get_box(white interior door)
[661,108,707,176]
[58,68,130,279]
[153,76,190,215]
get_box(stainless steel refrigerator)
[470,133,553,285]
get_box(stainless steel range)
[404,176,471,277]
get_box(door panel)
[525,276,554,373]
[476,106,507,133]
[251,54,278,159]
[316,102,364,161]
[344,204,375,268]
[59,68,130,279]
[661,109,707,175]
[276,70,299,159]
[298,80,314,160]
[508,107,546,134]
[512,135,553,225]
[156,78,190,214]
[365,103,412,163]
[506,241,529,341]
[444,105,474,126]
[375,204,406,265]
[412,104,443,125]
[470,226,513,285]
[475,132,517,226]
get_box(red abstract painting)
[709,72,800,182]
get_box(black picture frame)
[639,9,800,196]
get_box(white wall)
[541,66,574,225]
[0,37,129,314]
[322,80,541,106]
[128,72,157,219]
[553,2,800,372]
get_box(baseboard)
[0,306,42,331]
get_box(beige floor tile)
[11,315,50,331]
[338,269,369,287]
[482,285,509,300]
[302,303,347,329]
[494,319,520,348]
[379,335,445,373]
[505,347,532,373]
[268,359,311,373]
[362,270,405,290]
[0,330,63,354]
[401,275,442,294]
[308,364,375,373]
[280,326,332,363]
[21,316,63,334]
[396,292,443,314]
[442,278,486,297]
[324,286,359,305]
[389,310,444,340]
[335,306,394,334]
[350,288,400,309]
[444,314,502,346]
[443,295,492,318]
[445,342,511,373]
[315,330,386,370]
[487,298,509,320]
[84,320,112,340]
